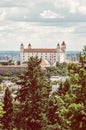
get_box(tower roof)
[62,41,66,45]
[21,43,23,46]
[57,43,60,46]
[28,43,31,46]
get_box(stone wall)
[0,65,26,75]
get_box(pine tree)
[1,87,14,130]
[16,56,51,130]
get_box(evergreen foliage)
[1,87,14,130]
[0,102,4,117]
[16,56,51,130]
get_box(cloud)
[0,0,34,7]
[78,6,86,15]
[40,10,64,19]
[0,0,86,23]
[0,0,86,51]
[0,8,6,21]
[55,0,86,15]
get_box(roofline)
[23,48,57,53]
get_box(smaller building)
[0,55,13,65]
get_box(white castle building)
[20,41,66,66]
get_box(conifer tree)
[1,87,13,130]
[16,56,51,130]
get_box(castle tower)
[60,41,66,62]
[20,43,24,64]
[28,43,32,49]
[56,43,60,62]
[61,41,66,52]
[28,43,32,59]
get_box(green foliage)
[57,78,70,96]
[1,87,14,130]
[16,56,51,130]
[46,46,86,130]
[0,85,3,91]
[0,102,4,117]
[79,45,86,66]
[56,46,86,130]
[46,95,60,130]
[16,60,20,65]
[0,47,85,130]
[46,62,67,77]
[0,76,3,84]
[13,103,22,130]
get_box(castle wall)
[0,66,26,75]
[23,52,57,65]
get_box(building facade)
[20,41,66,66]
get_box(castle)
[20,41,66,66]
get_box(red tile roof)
[24,48,57,53]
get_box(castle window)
[45,53,47,56]
[41,56,42,58]
[54,53,56,56]
[41,53,43,58]
[54,58,56,61]
[45,53,47,58]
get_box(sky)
[0,0,86,51]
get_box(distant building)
[20,41,66,66]
[66,52,80,62]
[0,55,12,65]
[0,55,7,61]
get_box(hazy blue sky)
[0,0,86,51]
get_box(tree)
[16,56,51,130]
[0,102,4,117]
[79,45,86,67]
[46,94,61,130]
[46,46,86,130]
[13,103,22,130]
[1,87,14,130]
[16,60,20,65]
[0,76,3,84]
[46,62,67,77]
[0,102,4,129]
[56,46,86,130]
